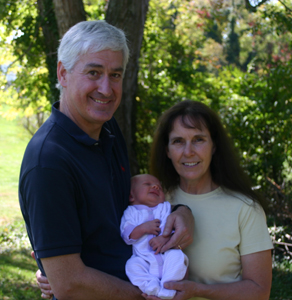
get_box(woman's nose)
[183,142,194,156]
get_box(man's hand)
[160,206,194,253]
[149,235,171,254]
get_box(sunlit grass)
[0,220,40,299]
[0,249,40,299]
[0,116,30,226]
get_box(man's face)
[58,50,124,138]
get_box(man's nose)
[97,76,112,97]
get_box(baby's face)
[130,174,165,207]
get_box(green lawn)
[0,116,31,226]
[0,116,40,299]
[0,116,291,300]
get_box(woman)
[146,100,273,300]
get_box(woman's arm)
[160,250,272,300]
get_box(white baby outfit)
[120,201,188,299]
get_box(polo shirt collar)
[50,101,115,146]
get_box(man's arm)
[41,253,144,300]
[160,205,194,253]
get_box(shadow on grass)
[0,246,291,300]
[0,249,37,272]
[0,249,41,300]
[270,267,292,300]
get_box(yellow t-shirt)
[170,187,273,300]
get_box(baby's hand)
[149,235,171,254]
[143,219,161,235]
[130,219,161,239]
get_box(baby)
[120,174,188,299]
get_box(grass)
[271,267,292,300]
[0,250,40,299]
[0,116,291,299]
[0,116,40,299]
[0,222,40,300]
[0,116,31,226]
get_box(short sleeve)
[20,166,82,258]
[239,203,273,255]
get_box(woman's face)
[167,117,215,193]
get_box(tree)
[37,0,60,104]
[52,0,86,37]
[105,0,150,175]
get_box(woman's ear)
[166,146,170,158]
[212,145,216,155]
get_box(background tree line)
[0,0,291,260]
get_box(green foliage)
[0,0,53,133]
[268,222,292,267]
[0,221,31,254]
[0,0,107,134]
[136,0,292,227]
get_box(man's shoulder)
[26,117,63,154]
[21,117,70,172]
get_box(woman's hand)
[36,269,54,299]
[160,206,194,253]
[141,280,196,300]
[31,251,53,299]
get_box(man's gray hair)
[56,20,129,90]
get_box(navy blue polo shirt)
[19,102,132,281]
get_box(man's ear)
[57,61,68,88]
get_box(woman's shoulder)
[220,188,254,205]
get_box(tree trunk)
[37,0,60,103]
[52,0,86,37]
[106,0,150,175]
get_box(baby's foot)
[157,287,176,299]
[144,280,160,296]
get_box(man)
[19,20,193,300]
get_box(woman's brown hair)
[150,100,264,207]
